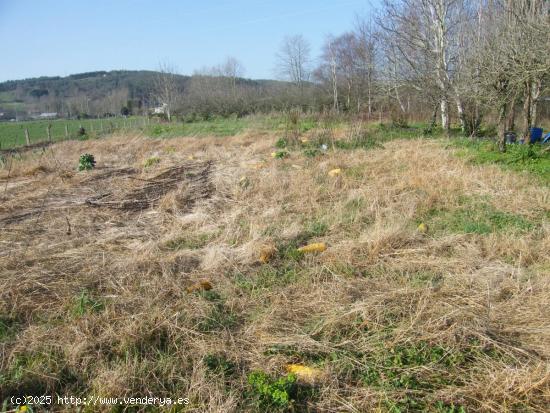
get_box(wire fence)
[0,116,152,151]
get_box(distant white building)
[34,112,58,119]
[151,103,168,115]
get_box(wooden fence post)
[100,121,104,133]
[25,128,30,145]
[65,124,69,139]
[47,124,52,142]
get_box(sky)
[0,0,380,82]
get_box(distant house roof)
[151,103,168,114]
[37,112,58,118]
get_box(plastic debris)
[328,168,341,177]
[259,244,278,263]
[239,176,250,188]
[286,364,323,383]
[186,280,213,293]
[298,242,327,253]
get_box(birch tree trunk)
[530,79,541,128]
[440,98,449,132]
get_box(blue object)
[530,127,543,143]
[543,132,550,144]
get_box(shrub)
[247,371,297,410]
[78,154,96,171]
[275,137,288,149]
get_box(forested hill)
[0,70,286,119]
[0,71,184,118]
[0,70,174,98]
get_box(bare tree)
[470,0,549,150]
[354,17,379,116]
[316,35,340,111]
[152,62,180,121]
[275,35,312,91]
[378,0,474,132]
[219,56,245,97]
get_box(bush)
[78,154,96,171]
[275,137,288,149]
[247,371,297,410]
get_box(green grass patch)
[451,138,550,184]
[303,147,322,157]
[235,264,300,293]
[0,317,19,342]
[0,350,65,397]
[305,219,328,238]
[423,199,533,235]
[196,292,239,333]
[71,290,104,317]
[204,353,236,376]
[335,128,384,150]
[148,117,250,138]
[163,233,212,250]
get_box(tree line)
[3,0,548,151]
[153,0,548,149]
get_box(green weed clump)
[275,137,288,149]
[72,290,104,317]
[204,353,236,376]
[303,147,322,157]
[143,156,160,167]
[247,371,297,410]
[77,153,96,171]
[273,150,289,159]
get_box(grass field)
[0,117,147,149]
[0,114,432,150]
[0,119,549,412]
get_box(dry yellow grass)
[0,130,549,412]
